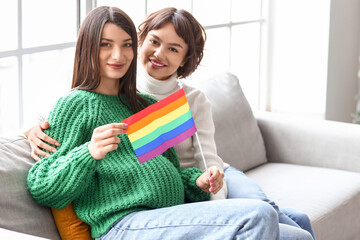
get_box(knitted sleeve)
[27,92,97,209]
[163,149,210,202]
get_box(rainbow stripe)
[122,88,197,163]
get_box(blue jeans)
[96,199,279,240]
[279,224,314,240]
[225,166,315,239]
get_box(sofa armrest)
[255,111,360,173]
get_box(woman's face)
[98,23,134,86]
[139,22,188,80]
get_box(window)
[267,0,330,119]
[0,0,78,134]
[0,0,266,134]
[192,0,265,110]
[97,0,266,110]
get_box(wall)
[326,0,360,123]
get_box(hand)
[24,121,61,161]
[88,123,128,160]
[196,166,224,194]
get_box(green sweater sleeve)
[27,92,97,209]
[163,149,210,202]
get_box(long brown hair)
[138,8,206,79]
[72,6,143,112]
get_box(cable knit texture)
[27,89,210,238]
[137,67,228,200]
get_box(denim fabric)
[279,224,314,240]
[225,166,315,239]
[281,208,315,239]
[96,199,279,240]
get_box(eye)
[169,47,178,53]
[150,40,159,45]
[100,42,111,47]
[124,43,132,48]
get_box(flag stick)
[194,132,210,178]
[178,81,209,178]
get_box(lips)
[149,58,166,69]
[107,63,125,69]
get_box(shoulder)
[48,90,99,121]
[46,90,97,136]
[56,89,91,105]
[180,80,211,107]
[137,92,158,105]
[55,89,105,108]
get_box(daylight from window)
[0,0,330,135]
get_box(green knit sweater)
[27,89,210,238]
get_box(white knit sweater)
[137,67,228,200]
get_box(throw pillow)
[51,203,92,240]
[195,72,268,171]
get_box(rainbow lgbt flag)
[122,88,197,164]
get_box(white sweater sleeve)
[184,83,228,200]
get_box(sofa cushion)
[246,162,360,240]
[194,72,267,171]
[0,135,60,239]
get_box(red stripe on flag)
[122,88,185,125]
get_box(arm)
[140,93,214,201]
[256,111,360,173]
[185,85,224,171]
[27,94,97,209]
[184,83,227,199]
[24,92,151,161]
[24,121,60,161]
[162,148,211,202]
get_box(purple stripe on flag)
[137,125,197,164]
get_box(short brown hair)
[138,8,206,78]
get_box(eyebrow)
[101,38,132,42]
[150,34,184,49]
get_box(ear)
[180,59,187,67]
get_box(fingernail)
[210,187,213,192]
[52,149,57,153]
[55,142,60,146]
[210,182,214,186]
[123,123,128,128]
[210,177,214,182]
[46,153,50,157]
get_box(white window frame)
[0,0,267,133]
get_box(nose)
[112,46,122,61]
[154,46,164,60]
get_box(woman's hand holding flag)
[196,166,224,194]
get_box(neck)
[95,79,119,96]
[137,66,179,95]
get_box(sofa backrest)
[194,72,267,171]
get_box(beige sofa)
[195,72,360,240]
[1,72,360,239]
